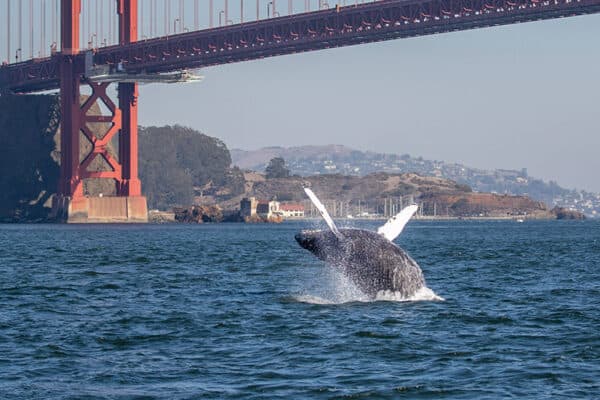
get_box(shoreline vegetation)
[149,206,585,224]
[0,102,587,223]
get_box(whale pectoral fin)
[377,204,419,242]
[303,188,343,239]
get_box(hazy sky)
[137,14,600,192]
[2,5,598,191]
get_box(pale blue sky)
[1,4,599,191]
[138,14,600,192]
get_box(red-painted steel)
[56,0,142,200]
[59,0,83,198]
[117,0,142,197]
[2,0,600,94]
[79,81,123,182]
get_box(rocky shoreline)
[149,209,585,224]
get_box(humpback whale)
[295,188,428,299]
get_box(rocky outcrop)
[243,214,283,223]
[0,94,60,222]
[420,192,551,218]
[173,205,223,223]
[551,207,586,220]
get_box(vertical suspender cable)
[50,0,55,51]
[19,0,23,61]
[108,0,112,45]
[225,0,228,25]
[95,0,98,47]
[167,0,171,34]
[151,0,154,37]
[87,0,92,48]
[194,0,198,30]
[150,0,154,37]
[210,0,213,28]
[100,0,103,46]
[256,0,259,20]
[149,0,152,38]
[29,0,33,58]
[41,0,45,57]
[51,0,55,51]
[241,0,244,23]
[81,0,84,48]
[87,0,90,48]
[164,0,167,35]
[55,0,58,50]
[141,0,144,38]
[6,0,10,63]
[113,0,116,44]
[179,0,183,32]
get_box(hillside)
[139,125,245,210]
[231,145,598,216]
[0,94,244,220]
[0,95,570,221]
[0,95,60,222]
[213,172,552,219]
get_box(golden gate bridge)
[1,0,598,222]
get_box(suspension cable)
[179,0,183,32]
[41,0,45,57]
[6,0,10,63]
[29,0,33,58]
[19,0,23,61]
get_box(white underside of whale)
[303,187,418,242]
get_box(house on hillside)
[279,203,305,218]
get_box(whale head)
[295,229,344,259]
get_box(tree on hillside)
[265,157,290,179]
[138,125,245,210]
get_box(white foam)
[292,268,369,304]
[294,266,444,304]
[292,287,444,304]
[375,286,445,302]
[293,295,337,305]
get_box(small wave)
[375,286,445,302]
[294,267,443,304]
[291,286,444,305]
[292,295,338,305]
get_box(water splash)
[294,267,443,304]
[376,286,445,302]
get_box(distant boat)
[347,215,354,219]
[516,218,524,223]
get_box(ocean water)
[0,220,598,399]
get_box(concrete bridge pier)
[52,0,147,223]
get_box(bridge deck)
[1,0,599,94]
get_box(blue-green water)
[0,220,599,399]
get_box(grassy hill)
[214,172,551,219]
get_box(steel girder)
[2,0,600,94]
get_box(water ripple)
[0,221,599,398]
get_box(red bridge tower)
[52,0,147,222]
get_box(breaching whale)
[295,188,429,299]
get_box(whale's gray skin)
[295,228,425,298]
